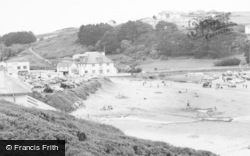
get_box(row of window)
[85,69,110,74]
[92,63,110,67]
[17,66,27,70]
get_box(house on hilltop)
[73,51,117,76]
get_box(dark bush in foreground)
[214,57,241,66]
[0,100,218,156]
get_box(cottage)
[57,62,78,76]
[73,51,117,76]
[5,61,30,75]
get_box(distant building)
[73,52,117,76]
[245,25,250,34]
[56,62,78,76]
[1,61,30,76]
[6,61,30,75]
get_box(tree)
[101,30,120,54]
[78,23,112,46]
[2,31,36,46]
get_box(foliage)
[100,30,120,54]
[0,100,217,156]
[214,57,241,66]
[78,23,112,46]
[2,31,36,46]
[30,79,103,112]
[0,44,28,61]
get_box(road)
[28,47,53,65]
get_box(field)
[72,74,250,156]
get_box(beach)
[71,76,250,156]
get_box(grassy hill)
[33,27,87,59]
[0,100,217,156]
[5,12,250,70]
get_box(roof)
[75,52,114,64]
[57,62,76,68]
[0,69,32,95]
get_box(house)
[57,61,78,76]
[245,25,250,34]
[0,66,56,110]
[5,61,30,75]
[73,51,117,76]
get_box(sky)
[0,0,249,35]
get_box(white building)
[73,52,117,76]
[245,25,250,34]
[0,66,56,110]
[57,61,78,76]
[0,61,30,76]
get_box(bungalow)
[0,66,56,110]
[57,61,78,76]
[73,51,117,76]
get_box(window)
[85,71,88,73]
[23,66,27,69]
[107,69,110,73]
[17,66,21,70]
[92,64,95,67]
[107,63,109,66]
[92,70,95,74]
[99,70,103,73]
[99,63,102,66]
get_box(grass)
[0,100,218,156]
[30,79,103,112]
[33,28,87,59]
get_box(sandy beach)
[71,76,250,156]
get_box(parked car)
[52,86,64,92]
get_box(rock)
[77,131,87,141]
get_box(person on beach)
[187,100,190,108]
[214,106,217,111]
[194,93,199,97]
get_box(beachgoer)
[195,93,199,97]
[187,100,190,107]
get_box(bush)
[130,67,142,73]
[214,57,241,66]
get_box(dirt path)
[29,47,53,65]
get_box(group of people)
[142,80,167,87]
[102,105,113,111]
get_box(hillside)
[5,11,250,70]
[0,100,217,156]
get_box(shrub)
[214,57,241,66]
[130,67,142,73]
